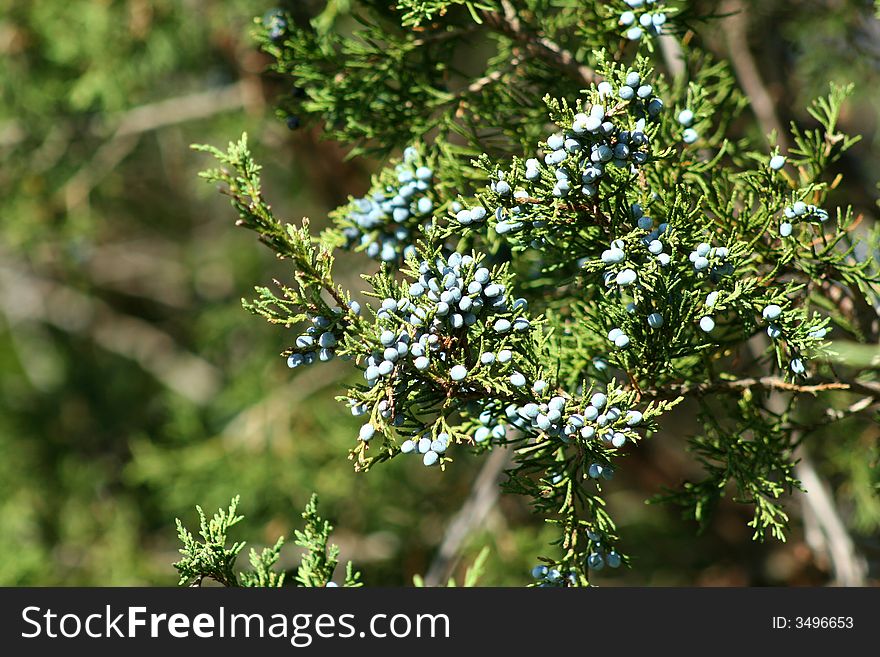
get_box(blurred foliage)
[0,0,877,586]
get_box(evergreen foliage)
[3,0,879,588]
[175,495,361,587]
[195,0,880,584]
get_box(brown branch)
[823,395,878,422]
[646,375,880,401]
[658,33,686,81]
[481,0,597,87]
[0,253,222,405]
[721,0,788,149]
[794,448,867,586]
[423,446,514,586]
[58,82,251,213]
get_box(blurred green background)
[1,0,877,586]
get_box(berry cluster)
[586,548,623,570]
[400,432,449,467]
[677,108,699,144]
[336,146,437,263]
[286,313,343,369]
[757,301,827,375]
[762,303,784,340]
[585,529,623,571]
[594,208,675,347]
[531,564,578,587]
[350,250,536,461]
[618,0,669,41]
[473,405,510,444]
[508,387,643,469]
[779,199,829,237]
[688,242,733,281]
[482,72,662,240]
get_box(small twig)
[721,0,788,149]
[0,254,222,405]
[481,0,597,87]
[220,362,351,449]
[823,395,877,422]
[423,445,514,586]
[794,448,867,586]
[658,33,686,81]
[647,375,870,400]
[466,60,518,95]
[108,82,249,138]
[58,82,250,213]
[741,340,867,585]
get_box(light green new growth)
[175,495,361,587]
[192,0,880,585]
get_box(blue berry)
[616,269,637,286]
[359,424,376,441]
[762,304,782,320]
[647,312,663,328]
[602,247,626,264]
[682,128,699,144]
[510,372,527,387]
[769,155,786,170]
[699,316,716,333]
[494,318,512,333]
[450,365,468,381]
[587,553,605,570]
[626,410,643,426]
[677,109,694,126]
[607,551,622,568]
